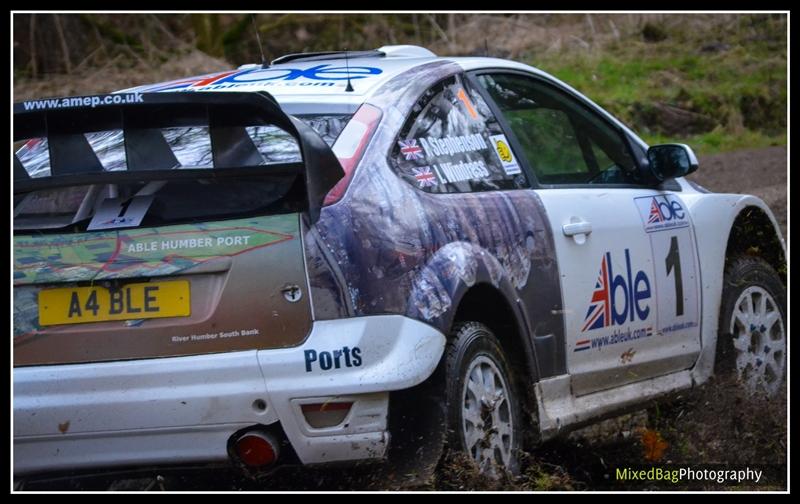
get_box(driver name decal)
[418,133,488,159]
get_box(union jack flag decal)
[582,253,611,331]
[648,198,665,224]
[398,139,424,160]
[412,167,438,188]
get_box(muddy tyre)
[444,322,522,476]
[716,255,786,396]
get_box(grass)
[526,15,786,155]
[644,129,787,155]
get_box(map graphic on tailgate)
[14,215,297,285]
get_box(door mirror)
[646,144,698,181]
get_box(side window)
[476,73,640,186]
[390,74,529,194]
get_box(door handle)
[562,220,592,237]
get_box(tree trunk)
[29,14,37,78]
[191,14,224,57]
[53,14,72,74]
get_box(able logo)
[582,249,651,331]
[139,64,383,92]
[648,197,684,223]
[635,194,689,233]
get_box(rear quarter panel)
[304,61,566,377]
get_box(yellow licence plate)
[38,280,190,326]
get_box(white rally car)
[13,45,786,486]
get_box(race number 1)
[665,236,684,317]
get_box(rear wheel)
[445,322,522,476]
[716,256,786,396]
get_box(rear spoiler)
[13,91,344,223]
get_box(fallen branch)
[426,14,451,47]
[149,14,192,49]
[73,46,103,73]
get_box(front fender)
[681,193,785,385]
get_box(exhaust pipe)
[232,430,280,468]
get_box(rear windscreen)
[15,115,350,179]
[14,114,351,232]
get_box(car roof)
[123,46,534,111]
[121,45,645,147]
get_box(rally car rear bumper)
[13,315,446,476]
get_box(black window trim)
[466,68,679,191]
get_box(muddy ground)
[32,374,784,492]
[19,147,787,492]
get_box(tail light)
[234,431,280,468]
[324,104,382,206]
[300,401,353,428]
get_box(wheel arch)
[724,205,786,285]
[684,193,785,386]
[451,282,539,387]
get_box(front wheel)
[716,255,787,397]
[444,322,522,476]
